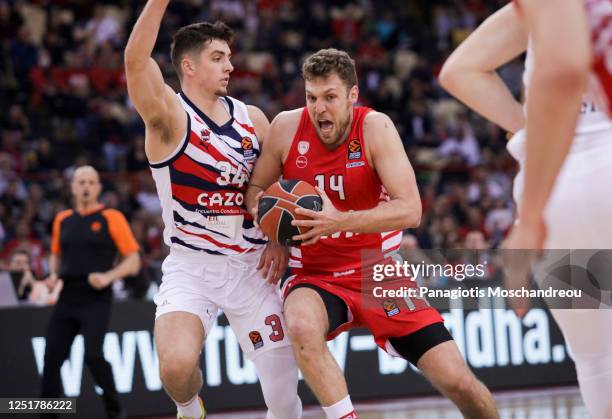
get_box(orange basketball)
[258,180,322,246]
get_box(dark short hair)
[302,48,358,91]
[171,21,234,79]
[9,248,31,264]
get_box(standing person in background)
[440,2,612,418]
[41,165,141,419]
[5,248,62,305]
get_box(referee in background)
[41,166,141,419]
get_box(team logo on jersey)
[296,155,308,169]
[199,129,211,147]
[242,137,255,159]
[383,299,400,317]
[298,140,310,155]
[348,139,362,160]
[90,221,102,233]
[249,331,264,349]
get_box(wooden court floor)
[145,386,587,419]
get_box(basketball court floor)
[143,386,587,419]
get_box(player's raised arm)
[439,4,527,134]
[124,0,185,156]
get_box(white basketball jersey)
[149,93,265,256]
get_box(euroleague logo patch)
[348,139,362,160]
[242,137,255,159]
[383,299,400,317]
[90,221,102,233]
[249,331,264,349]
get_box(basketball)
[258,180,323,246]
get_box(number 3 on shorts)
[265,314,285,342]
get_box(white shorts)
[154,247,290,360]
[508,128,612,361]
[508,128,612,248]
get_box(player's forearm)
[520,68,585,223]
[338,199,421,234]
[441,71,525,134]
[519,0,590,224]
[440,4,526,133]
[124,0,170,70]
[245,185,264,215]
[106,252,141,281]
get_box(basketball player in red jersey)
[246,49,498,419]
[125,2,302,419]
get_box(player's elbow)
[439,56,468,94]
[438,60,458,92]
[124,47,147,72]
[399,202,422,229]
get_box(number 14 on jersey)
[314,174,345,200]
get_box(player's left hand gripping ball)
[292,186,346,246]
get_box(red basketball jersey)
[283,107,402,277]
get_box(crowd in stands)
[0,0,521,296]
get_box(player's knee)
[441,370,479,401]
[159,351,199,385]
[285,316,324,351]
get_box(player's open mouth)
[318,119,333,134]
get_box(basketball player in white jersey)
[124,2,302,418]
[440,3,612,418]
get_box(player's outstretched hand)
[257,242,289,284]
[291,186,345,246]
[502,216,546,318]
[250,190,264,228]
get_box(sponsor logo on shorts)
[296,155,308,168]
[333,269,355,277]
[242,137,255,159]
[383,299,400,317]
[91,221,102,233]
[348,139,362,160]
[249,331,264,349]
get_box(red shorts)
[586,0,612,117]
[282,273,444,355]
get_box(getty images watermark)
[371,260,583,300]
[360,249,612,310]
